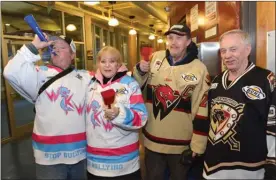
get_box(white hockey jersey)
[4,45,92,165]
[86,66,148,177]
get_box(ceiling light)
[84,1,100,6]
[5,24,10,26]
[66,24,77,31]
[198,17,205,26]
[157,38,164,43]
[108,16,119,27]
[148,34,155,40]
[129,28,137,35]
[128,16,136,35]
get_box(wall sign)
[205,25,218,39]
[205,2,218,26]
[190,4,198,32]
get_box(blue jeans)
[36,159,86,180]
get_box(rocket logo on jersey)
[242,85,266,100]
[209,97,245,151]
[87,100,113,131]
[152,84,182,120]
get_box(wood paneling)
[169,2,240,43]
[256,2,275,68]
[84,15,94,71]
[128,34,137,71]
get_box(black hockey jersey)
[203,62,276,179]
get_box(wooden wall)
[84,15,93,71]
[169,2,241,43]
[256,2,275,68]
[128,34,137,71]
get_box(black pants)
[87,169,141,180]
[145,148,191,180]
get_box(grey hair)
[219,29,251,45]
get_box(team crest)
[152,84,182,120]
[242,85,266,100]
[154,60,162,69]
[209,97,245,151]
[75,74,83,80]
[181,73,197,82]
[116,87,128,95]
[210,83,218,90]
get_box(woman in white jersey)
[86,46,148,180]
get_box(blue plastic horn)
[24,14,56,56]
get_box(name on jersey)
[88,161,123,171]
[242,85,266,100]
[44,148,86,160]
[181,73,197,82]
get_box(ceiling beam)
[131,2,168,24]
[100,2,134,10]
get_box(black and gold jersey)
[203,62,276,179]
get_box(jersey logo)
[181,73,197,82]
[210,83,218,90]
[152,84,181,120]
[116,87,128,95]
[209,97,245,151]
[152,84,195,120]
[154,60,162,69]
[75,74,83,80]
[242,85,266,100]
[88,100,113,131]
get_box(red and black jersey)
[133,50,210,155]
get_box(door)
[1,39,37,141]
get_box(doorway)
[1,38,36,143]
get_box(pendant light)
[129,16,137,35]
[148,24,155,40]
[157,30,164,43]
[108,2,119,27]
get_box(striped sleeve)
[190,66,211,154]
[111,79,148,130]
[265,72,276,179]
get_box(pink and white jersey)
[86,66,148,177]
[4,45,92,165]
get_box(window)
[121,35,128,64]
[64,13,85,69]
[75,44,85,69]
[110,32,115,47]
[103,29,109,46]
[92,24,115,65]
[2,2,62,37]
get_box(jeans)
[145,148,190,180]
[36,159,86,180]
